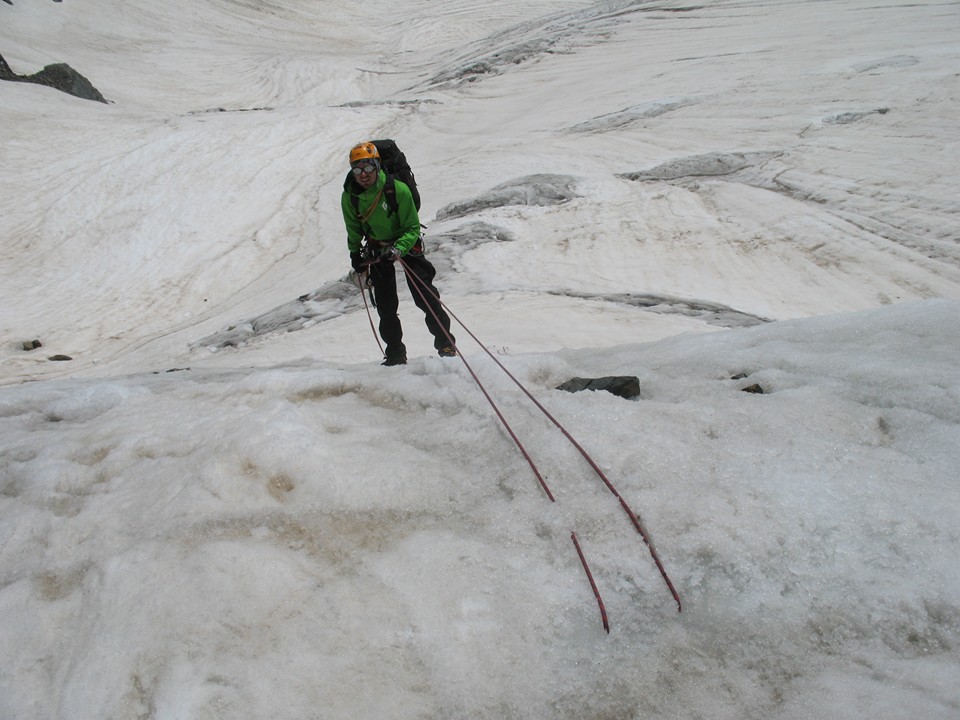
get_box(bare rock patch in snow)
[618,151,779,182]
[436,174,579,220]
[556,375,641,399]
[566,96,699,133]
[421,1,690,89]
[851,55,919,73]
[0,53,107,103]
[194,222,515,351]
[551,290,769,329]
[822,107,890,125]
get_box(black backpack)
[348,138,420,217]
[372,138,420,210]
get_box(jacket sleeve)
[341,191,364,253]
[392,181,421,256]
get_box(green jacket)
[341,170,421,255]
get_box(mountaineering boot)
[438,345,457,358]
[382,344,407,366]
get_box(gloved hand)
[381,246,401,263]
[350,251,365,273]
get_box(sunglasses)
[351,163,378,176]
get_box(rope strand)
[353,269,384,356]
[398,257,681,613]
[398,258,555,502]
[571,532,609,633]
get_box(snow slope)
[1,0,958,718]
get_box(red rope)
[399,257,681,613]
[571,532,609,633]
[353,269,384,356]
[398,258,555,502]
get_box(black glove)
[350,251,365,273]
[381,246,401,263]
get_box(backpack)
[372,138,420,211]
[348,138,421,217]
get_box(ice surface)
[1,0,959,718]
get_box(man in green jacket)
[342,142,456,366]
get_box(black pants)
[369,253,454,358]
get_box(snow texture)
[1,0,959,718]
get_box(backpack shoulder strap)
[383,174,399,216]
[346,172,362,216]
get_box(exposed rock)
[741,383,765,394]
[195,277,362,350]
[618,152,754,182]
[556,376,641,399]
[48,354,73,362]
[553,290,768,329]
[428,221,515,249]
[823,108,890,125]
[851,55,917,73]
[197,222,515,351]
[0,52,108,103]
[436,174,578,220]
[567,97,698,133]
[22,339,42,351]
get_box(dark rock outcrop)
[0,52,108,103]
[556,376,641,399]
[436,174,578,220]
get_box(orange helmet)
[349,142,380,165]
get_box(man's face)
[352,161,379,189]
